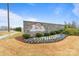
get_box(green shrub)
[54,29,64,34]
[35,33,43,37]
[50,31,56,35]
[23,34,31,39]
[63,30,70,35]
[44,33,50,36]
[55,31,60,34]
[62,28,79,35]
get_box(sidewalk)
[0,32,18,40]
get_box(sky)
[0,3,79,28]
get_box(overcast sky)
[0,3,79,28]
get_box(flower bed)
[24,34,67,44]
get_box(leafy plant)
[63,28,79,35]
[55,30,62,34]
[50,31,56,35]
[35,33,43,37]
[44,33,50,36]
[23,34,31,39]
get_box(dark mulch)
[15,36,25,43]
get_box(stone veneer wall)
[23,21,64,36]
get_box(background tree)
[71,21,76,28]
[13,27,21,32]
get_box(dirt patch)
[0,35,79,56]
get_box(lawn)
[0,32,79,56]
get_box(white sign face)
[30,23,45,32]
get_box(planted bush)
[55,31,60,34]
[23,34,31,39]
[50,31,56,35]
[44,33,50,36]
[35,33,43,37]
[56,29,64,34]
[62,28,79,35]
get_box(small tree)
[64,21,68,29]
[64,21,77,29]
[71,21,76,28]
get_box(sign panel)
[30,23,45,32]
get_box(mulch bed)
[15,36,25,43]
